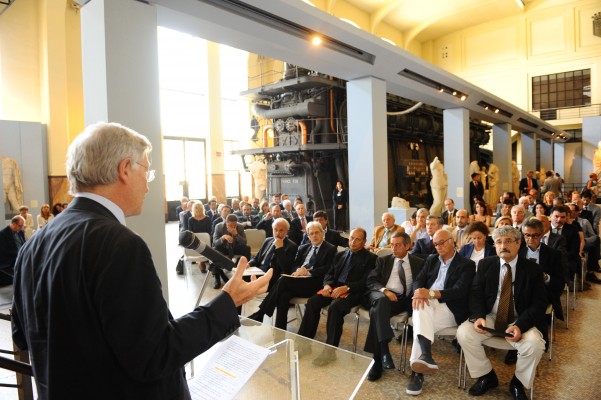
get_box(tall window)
[532,69,591,111]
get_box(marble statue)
[429,157,447,216]
[593,141,601,178]
[391,197,409,209]
[248,159,267,200]
[487,163,499,212]
[512,160,520,195]
[469,160,480,176]
[2,157,24,212]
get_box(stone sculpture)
[2,157,24,212]
[429,157,447,216]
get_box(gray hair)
[66,122,151,194]
[492,226,521,242]
[306,221,323,233]
[417,208,429,216]
[391,231,411,245]
[272,217,290,229]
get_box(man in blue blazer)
[0,215,25,286]
[11,122,271,400]
[410,215,443,260]
[406,229,476,396]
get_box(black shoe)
[509,375,528,400]
[411,354,438,375]
[505,349,518,365]
[382,353,395,370]
[212,276,222,289]
[468,369,498,396]
[368,363,383,381]
[452,338,461,353]
[248,311,264,323]
[586,272,601,284]
[406,372,424,395]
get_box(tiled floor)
[1,222,600,399]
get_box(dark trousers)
[334,207,346,231]
[585,238,600,272]
[258,276,323,329]
[213,244,251,279]
[362,291,411,355]
[297,290,362,347]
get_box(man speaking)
[11,122,272,399]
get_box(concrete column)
[492,123,512,193]
[346,77,387,237]
[582,116,601,182]
[443,108,470,210]
[81,0,168,301]
[207,42,226,202]
[553,142,565,182]
[521,133,536,179]
[539,139,553,176]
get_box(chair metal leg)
[549,309,554,360]
[565,285,569,329]
[352,311,360,353]
[400,323,409,373]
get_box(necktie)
[448,212,453,225]
[301,217,307,231]
[397,259,407,296]
[380,229,390,247]
[262,243,276,271]
[495,263,515,331]
[584,206,588,211]
[307,246,318,268]
[527,178,531,190]
[337,252,354,285]
[457,229,463,247]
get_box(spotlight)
[460,95,467,101]
[311,36,322,46]
[494,109,499,113]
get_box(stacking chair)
[0,312,33,400]
[245,229,266,257]
[459,337,535,399]
[545,304,554,360]
[182,232,211,266]
[351,306,409,353]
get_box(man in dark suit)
[212,214,251,288]
[581,190,600,234]
[405,229,476,396]
[299,210,348,248]
[211,204,231,232]
[469,173,484,211]
[298,227,377,366]
[174,196,188,220]
[410,215,442,259]
[441,198,458,227]
[550,206,581,281]
[249,221,336,329]
[0,215,26,286]
[178,200,193,231]
[256,204,288,238]
[288,203,313,245]
[205,197,218,220]
[237,203,259,229]
[457,226,547,400]
[519,170,539,195]
[247,217,298,290]
[364,232,425,381]
[10,122,271,399]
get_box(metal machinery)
[233,63,491,214]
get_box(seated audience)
[364,232,425,381]
[580,190,600,234]
[211,214,250,289]
[51,203,64,216]
[175,196,188,218]
[457,226,546,400]
[407,208,429,242]
[366,213,404,253]
[405,229,476,396]
[543,191,555,211]
[248,221,336,329]
[237,203,260,229]
[569,202,601,283]
[250,197,261,215]
[179,200,193,232]
[441,198,458,227]
[19,205,35,239]
[288,203,312,245]
[256,204,289,237]
[534,202,548,218]
[470,201,491,227]
[401,211,417,233]
[187,201,212,236]
[0,215,25,286]
[281,199,295,219]
[411,215,443,259]
[495,199,514,220]
[205,196,218,219]
[459,222,494,266]
[37,203,54,229]
[450,209,471,250]
[518,196,534,219]
[211,204,231,232]
[550,206,581,283]
[297,228,377,366]
[299,210,348,248]
[511,205,527,230]
[494,216,513,229]
[257,200,270,220]
[494,192,512,217]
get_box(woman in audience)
[187,201,212,273]
[19,205,35,240]
[543,191,555,211]
[52,203,63,216]
[470,201,490,227]
[401,210,417,233]
[257,200,270,220]
[586,172,598,200]
[534,202,548,218]
[494,215,512,229]
[37,203,54,229]
[459,221,494,267]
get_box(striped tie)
[495,263,514,331]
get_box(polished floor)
[1,222,599,399]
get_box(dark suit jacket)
[410,236,437,259]
[412,253,476,325]
[469,181,484,202]
[0,225,23,270]
[288,215,313,246]
[292,241,337,280]
[367,254,425,297]
[300,228,349,248]
[519,244,565,320]
[441,209,457,225]
[553,223,581,275]
[519,177,539,194]
[324,248,377,295]
[255,217,293,238]
[458,243,495,260]
[248,237,298,276]
[470,256,547,335]
[237,214,260,229]
[11,196,240,400]
[212,222,247,249]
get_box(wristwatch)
[429,290,436,299]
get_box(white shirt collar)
[76,192,126,226]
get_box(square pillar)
[583,116,601,182]
[493,123,512,193]
[539,139,553,179]
[346,77,387,236]
[521,133,536,178]
[81,0,168,301]
[443,108,469,210]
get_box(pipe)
[252,100,326,120]
[329,87,336,138]
[262,124,272,148]
[298,120,308,145]
[387,102,423,115]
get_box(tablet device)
[478,325,514,338]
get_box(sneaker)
[406,372,424,395]
[410,354,438,374]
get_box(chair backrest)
[377,248,393,257]
[245,229,266,256]
[183,232,211,259]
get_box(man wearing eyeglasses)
[11,122,272,399]
[405,229,475,396]
[0,215,25,286]
[457,226,547,400]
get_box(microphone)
[179,230,235,271]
